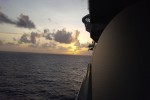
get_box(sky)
[0,0,92,55]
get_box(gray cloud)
[42,29,83,45]
[74,40,80,47]
[0,11,15,24]
[17,29,88,51]
[73,30,80,41]
[16,14,36,29]
[54,29,74,44]
[0,11,36,29]
[30,32,40,44]
[44,29,49,33]
[43,29,54,40]
[45,34,53,40]
[19,33,31,43]
[19,32,40,44]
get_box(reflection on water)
[0,51,91,100]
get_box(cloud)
[52,29,81,44]
[42,28,88,49]
[16,14,36,29]
[43,29,54,40]
[28,42,40,48]
[45,34,53,40]
[30,29,82,45]
[44,29,49,33]
[19,32,40,44]
[73,30,80,41]
[30,32,40,44]
[19,33,31,43]
[54,29,73,44]
[40,42,57,49]
[0,11,36,29]
[74,40,89,49]
[0,40,3,45]
[15,28,89,54]
[0,11,15,24]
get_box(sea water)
[0,51,91,100]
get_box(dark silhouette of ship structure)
[76,0,150,100]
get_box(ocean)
[0,51,91,100]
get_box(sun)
[70,45,76,51]
[68,44,78,55]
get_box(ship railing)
[75,63,92,100]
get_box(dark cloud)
[19,32,40,44]
[54,29,73,44]
[17,28,88,51]
[42,29,81,45]
[45,34,53,40]
[16,14,36,29]
[0,11,36,29]
[44,29,49,33]
[73,30,80,41]
[0,11,15,24]
[19,33,31,43]
[30,32,40,44]
[43,29,54,40]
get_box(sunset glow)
[0,0,92,55]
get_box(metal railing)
[76,64,92,100]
